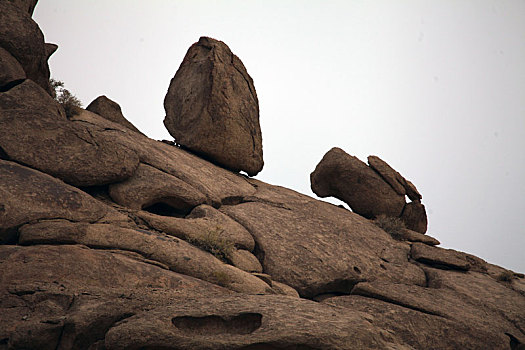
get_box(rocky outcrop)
[86,95,143,134]
[164,36,263,176]
[1,3,524,349]
[311,148,428,233]
[0,1,53,93]
[0,46,25,90]
[0,83,140,186]
[310,147,406,218]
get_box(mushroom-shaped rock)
[310,147,406,218]
[86,95,143,134]
[163,36,263,176]
[108,163,207,214]
[0,1,52,93]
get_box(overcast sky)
[33,1,525,273]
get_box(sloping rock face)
[86,95,143,134]
[164,36,263,176]
[0,4,524,350]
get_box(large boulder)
[0,81,140,186]
[164,36,263,176]
[86,95,143,134]
[310,147,406,218]
[0,1,52,93]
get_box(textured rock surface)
[0,46,25,89]
[368,155,422,201]
[86,95,142,134]
[0,1,52,93]
[0,82,140,186]
[164,36,263,176]
[310,147,406,218]
[1,5,524,349]
[6,0,38,15]
[400,200,428,233]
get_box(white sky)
[33,1,525,273]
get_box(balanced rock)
[86,95,143,134]
[164,36,263,176]
[401,200,428,233]
[310,147,406,218]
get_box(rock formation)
[86,95,143,134]
[0,3,524,349]
[164,36,263,176]
[311,147,429,233]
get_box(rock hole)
[143,202,187,218]
[221,196,245,205]
[380,264,387,270]
[0,79,26,92]
[353,266,361,274]
[172,313,262,335]
[0,145,10,160]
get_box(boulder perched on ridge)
[310,147,406,218]
[164,36,263,176]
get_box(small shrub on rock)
[188,226,234,262]
[373,215,406,240]
[50,78,82,117]
[497,270,515,282]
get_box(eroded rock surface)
[0,3,523,349]
[310,147,406,218]
[86,95,142,134]
[164,36,263,176]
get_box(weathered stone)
[222,180,426,298]
[0,46,25,89]
[311,147,406,218]
[164,36,263,176]
[0,160,109,243]
[18,221,273,295]
[103,294,391,349]
[0,2,51,93]
[6,0,38,16]
[0,82,140,186]
[86,95,142,134]
[411,242,471,270]
[70,109,256,206]
[400,201,428,233]
[367,155,422,201]
[401,228,440,246]
[0,244,231,349]
[137,204,255,251]
[109,163,207,213]
[229,249,263,273]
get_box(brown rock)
[86,95,143,134]
[411,242,471,270]
[6,0,38,16]
[401,228,440,246]
[310,147,406,218]
[229,249,263,273]
[103,294,389,349]
[18,221,272,295]
[164,36,263,176]
[137,204,255,251]
[0,1,52,93]
[70,109,256,206]
[108,163,207,213]
[0,46,25,89]
[400,201,428,233]
[0,160,109,243]
[0,81,140,186]
[367,155,422,201]
[222,180,426,298]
